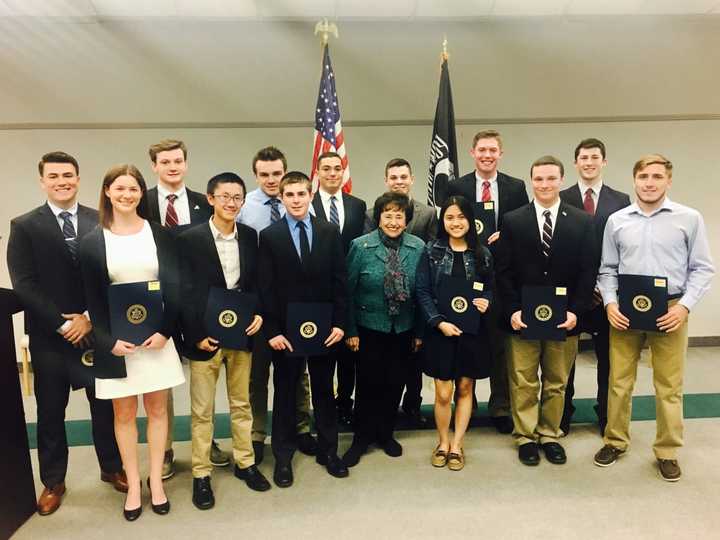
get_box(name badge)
[654,278,667,287]
[473,282,484,292]
[484,202,494,210]
[148,281,160,291]
[555,287,567,296]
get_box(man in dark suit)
[495,155,597,466]
[258,171,349,487]
[362,158,437,427]
[311,152,366,426]
[559,139,631,436]
[143,139,214,479]
[178,172,271,510]
[447,130,529,434]
[7,151,126,515]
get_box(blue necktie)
[329,195,340,228]
[297,221,310,262]
[59,211,78,261]
[269,198,281,223]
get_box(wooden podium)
[0,288,36,538]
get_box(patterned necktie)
[269,198,281,223]
[59,211,77,261]
[165,194,179,228]
[481,181,492,203]
[297,221,310,262]
[541,210,553,259]
[583,188,596,215]
[329,195,340,227]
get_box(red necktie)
[481,181,491,202]
[583,188,595,215]
[165,194,179,228]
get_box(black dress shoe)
[192,476,215,510]
[273,463,294,488]
[380,438,403,457]
[316,454,349,478]
[252,441,265,465]
[124,505,142,522]
[146,478,171,515]
[234,464,271,492]
[341,442,368,467]
[492,416,514,434]
[404,409,428,429]
[297,433,318,456]
[541,442,567,464]
[518,442,540,466]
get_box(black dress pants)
[31,344,121,488]
[335,346,356,411]
[271,351,338,464]
[562,308,611,428]
[400,349,423,413]
[354,327,410,445]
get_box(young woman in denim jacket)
[416,195,493,471]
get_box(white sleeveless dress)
[95,221,185,399]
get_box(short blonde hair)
[633,154,673,178]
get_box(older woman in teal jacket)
[342,192,424,468]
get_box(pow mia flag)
[427,56,459,208]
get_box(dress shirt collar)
[318,188,342,204]
[209,216,237,240]
[533,198,561,222]
[157,183,187,201]
[285,212,312,230]
[628,196,675,217]
[47,200,78,217]
[475,171,498,185]
[254,188,279,205]
[578,179,603,198]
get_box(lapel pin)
[562,211,567,216]
[194,205,200,210]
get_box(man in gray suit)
[363,158,437,426]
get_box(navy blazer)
[177,221,259,360]
[79,222,180,379]
[447,171,529,230]
[312,191,367,254]
[495,202,598,335]
[144,186,212,232]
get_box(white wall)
[1,16,718,339]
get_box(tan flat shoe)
[447,450,465,471]
[431,446,448,467]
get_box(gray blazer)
[363,198,438,243]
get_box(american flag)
[311,44,352,193]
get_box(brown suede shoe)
[37,483,66,515]
[658,459,682,482]
[101,470,129,493]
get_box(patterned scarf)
[378,229,409,317]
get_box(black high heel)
[146,477,170,515]
[123,482,142,521]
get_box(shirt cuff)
[57,320,72,334]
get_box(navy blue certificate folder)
[436,275,487,334]
[108,281,164,345]
[618,274,668,332]
[204,287,257,351]
[521,285,567,341]
[286,302,332,357]
[473,201,497,245]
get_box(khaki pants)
[507,334,578,445]
[604,304,688,459]
[249,331,311,443]
[191,349,254,477]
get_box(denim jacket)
[415,238,494,328]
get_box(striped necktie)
[268,198,281,223]
[541,210,553,259]
[165,194,179,228]
[481,181,492,202]
[329,195,340,227]
[59,211,78,261]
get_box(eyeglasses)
[213,193,244,204]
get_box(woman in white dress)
[79,164,184,521]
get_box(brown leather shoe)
[37,483,66,515]
[101,470,129,493]
[658,459,682,482]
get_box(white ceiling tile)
[416,0,494,17]
[336,0,416,18]
[492,0,568,16]
[257,0,335,19]
[638,0,719,14]
[90,0,178,17]
[175,0,258,17]
[2,0,96,16]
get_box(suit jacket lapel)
[595,185,612,224]
[76,206,97,238]
[280,217,303,269]
[312,194,327,221]
[147,187,161,223]
[199,224,226,286]
[39,203,75,264]
[550,202,571,262]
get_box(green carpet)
[25,393,720,449]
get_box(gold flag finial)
[315,18,339,46]
[441,36,449,62]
